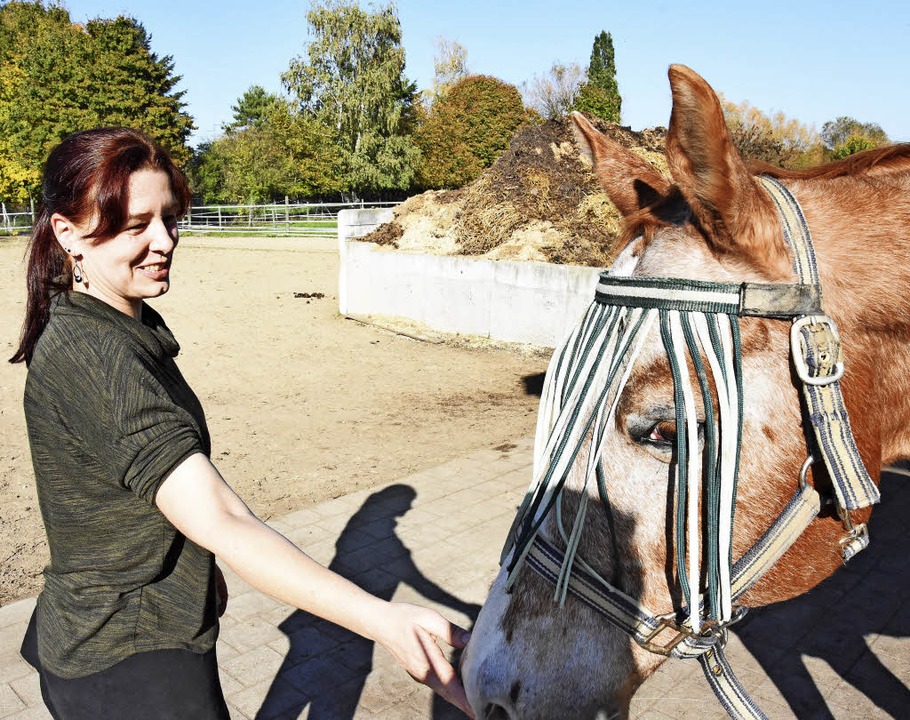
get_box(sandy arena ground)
[0,234,551,607]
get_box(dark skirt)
[21,610,230,720]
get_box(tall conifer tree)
[572,31,621,123]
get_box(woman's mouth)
[139,262,169,281]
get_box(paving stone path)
[1,441,908,718]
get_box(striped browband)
[595,275,821,318]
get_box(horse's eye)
[648,421,677,444]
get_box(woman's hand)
[373,602,475,718]
[157,455,475,715]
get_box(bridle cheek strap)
[760,176,880,525]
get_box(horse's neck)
[804,171,910,464]
[806,173,910,336]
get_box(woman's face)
[56,168,180,319]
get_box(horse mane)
[747,143,910,180]
[618,144,910,251]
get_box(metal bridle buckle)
[640,614,694,656]
[837,505,871,562]
[791,315,845,386]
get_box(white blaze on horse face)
[463,553,634,720]
[609,237,641,277]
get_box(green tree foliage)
[821,116,889,159]
[720,95,823,168]
[83,17,193,163]
[0,1,193,203]
[282,0,419,196]
[0,1,80,202]
[222,85,283,133]
[415,75,530,190]
[187,98,343,204]
[830,135,880,160]
[186,141,229,205]
[572,31,621,123]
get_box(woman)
[10,127,474,719]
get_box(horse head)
[461,64,910,719]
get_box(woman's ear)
[50,213,82,257]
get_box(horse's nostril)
[483,702,512,720]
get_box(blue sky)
[62,0,910,146]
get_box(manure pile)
[364,116,668,267]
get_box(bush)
[415,75,532,189]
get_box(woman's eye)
[648,421,677,444]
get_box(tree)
[522,62,585,120]
[189,99,343,204]
[429,36,468,104]
[186,141,229,204]
[223,85,284,133]
[830,135,881,160]
[720,95,822,168]
[0,1,84,203]
[0,1,193,203]
[572,31,621,123]
[82,16,193,163]
[416,75,530,189]
[821,116,889,158]
[282,0,420,196]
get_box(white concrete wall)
[337,208,603,347]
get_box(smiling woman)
[10,130,192,365]
[9,128,475,719]
[51,168,181,319]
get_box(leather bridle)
[501,176,880,720]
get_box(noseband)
[502,176,880,720]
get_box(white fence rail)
[181,201,399,235]
[1,209,33,236]
[1,201,400,237]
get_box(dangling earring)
[73,260,85,284]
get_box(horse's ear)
[570,112,671,216]
[665,65,791,276]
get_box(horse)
[460,64,910,719]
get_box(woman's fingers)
[413,605,472,650]
[413,625,475,717]
[384,603,475,718]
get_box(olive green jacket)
[24,291,218,679]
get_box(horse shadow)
[522,372,546,398]
[733,467,910,717]
[255,483,481,720]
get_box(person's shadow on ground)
[732,467,910,718]
[255,483,480,720]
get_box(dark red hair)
[10,128,191,364]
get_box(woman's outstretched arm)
[156,452,474,717]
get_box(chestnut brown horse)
[461,65,910,719]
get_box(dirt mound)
[364,116,668,266]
